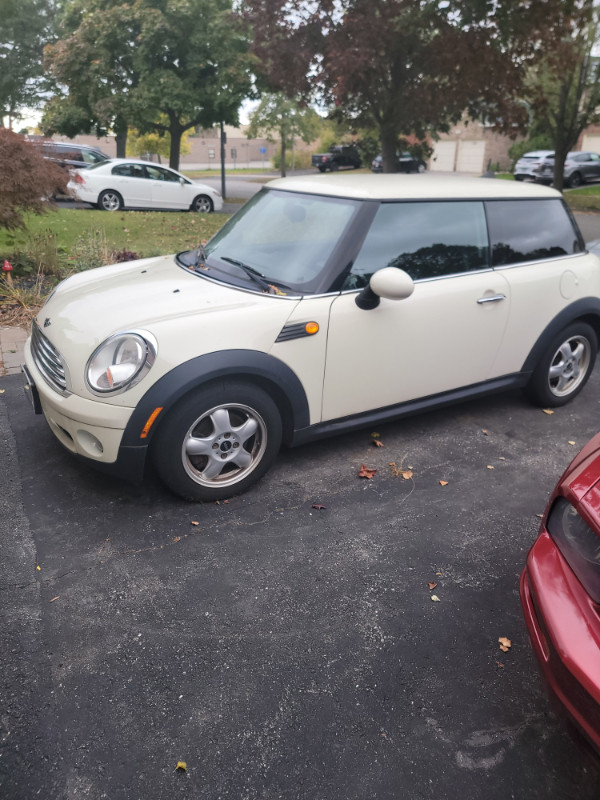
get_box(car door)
[585,153,600,181]
[108,163,153,208]
[321,201,511,421]
[146,164,188,209]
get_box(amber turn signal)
[305,322,319,335]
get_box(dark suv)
[35,140,110,170]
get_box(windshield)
[184,188,360,294]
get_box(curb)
[0,326,28,377]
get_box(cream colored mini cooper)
[23,175,600,501]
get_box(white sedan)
[68,158,223,212]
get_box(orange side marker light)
[140,406,163,439]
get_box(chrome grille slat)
[31,322,68,392]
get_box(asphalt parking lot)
[2,360,600,798]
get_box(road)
[2,359,600,798]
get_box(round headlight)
[86,332,156,393]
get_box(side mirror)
[355,267,415,310]
[179,177,186,185]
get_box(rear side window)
[486,199,582,267]
[344,201,489,289]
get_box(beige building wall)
[430,120,517,173]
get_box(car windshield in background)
[180,188,361,294]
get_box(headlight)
[86,331,157,394]
[547,496,600,603]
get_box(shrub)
[69,228,111,271]
[0,130,68,230]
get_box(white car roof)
[265,174,561,201]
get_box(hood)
[38,254,291,354]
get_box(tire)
[318,166,326,173]
[191,194,213,213]
[97,190,123,211]
[417,163,426,173]
[525,322,597,407]
[330,162,339,171]
[568,172,582,188]
[152,382,282,501]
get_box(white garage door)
[456,140,486,173]
[430,141,456,171]
[582,135,600,152]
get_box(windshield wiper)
[220,256,282,293]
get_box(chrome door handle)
[477,294,506,304]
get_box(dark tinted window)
[146,165,180,182]
[486,199,581,267]
[344,201,489,289]
[112,163,146,178]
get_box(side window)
[344,201,489,290]
[82,150,103,164]
[486,199,582,267]
[146,165,179,182]
[112,164,146,178]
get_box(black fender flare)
[120,349,310,449]
[521,297,600,374]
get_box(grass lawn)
[0,207,230,275]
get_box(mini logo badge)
[43,318,51,328]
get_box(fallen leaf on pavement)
[487,465,494,470]
[373,439,384,447]
[50,596,59,603]
[359,464,377,479]
[312,504,326,510]
[497,662,505,668]
[481,429,488,435]
[428,582,437,590]
[542,409,554,415]
[439,480,448,486]
[371,432,380,439]
[173,536,181,543]
[191,521,199,526]
[568,440,576,445]
[401,470,413,480]
[431,595,441,602]
[0,389,5,394]
[498,636,512,652]
[175,761,187,772]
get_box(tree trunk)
[380,126,398,173]
[114,115,128,157]
[169,121,184,171]
[280,137,286,178]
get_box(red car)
[521,433,600,753]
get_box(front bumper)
[23,339,148,482]
[520,530,600,753]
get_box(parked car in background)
[537,152,600,188]
[513,150,554,181]
[23,175,600,502]
[521,433,600,754]
[311,145,362,172]
[32,140,110,170]
[68,158,222,212]
[371,153,427,173]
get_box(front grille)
[31,321,68,392]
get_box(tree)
[247,93,321,176]
[0,0,59,127]
[45,0,255,169]
[43,0,139,155]
[524,1,600,191]
[127,124,191,163]
[242,0,568,172]
[0,129,67,230]
[130,0,255,170]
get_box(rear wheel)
[152,382,282,501]
[97,190,123,211]
[568,171,582,188]
[525,323,597,407]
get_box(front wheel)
[191,194,213,213]
[152,382,282,501]
[525,323,597,407]
[98,190,123,211]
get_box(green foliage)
[44,0,255,168]
[247,93,322,176]
[271,150,312,170]
[0,0,58,122]
[127,125,191,160]
[508,135,554,168]
[69,228,111,271]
